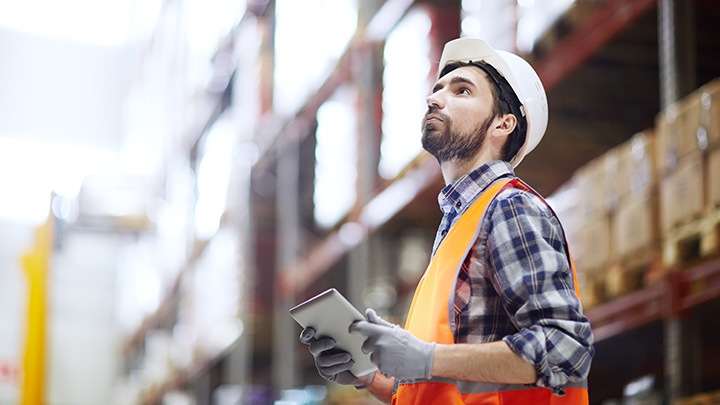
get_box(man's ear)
[491,114,517,139]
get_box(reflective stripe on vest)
[392,178,588,405]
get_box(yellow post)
[20,209,54,405]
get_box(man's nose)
[426,92,443,109]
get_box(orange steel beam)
[535,0,658,92]
[584,254,720,342]
[678,255,720,312]
[585,280,668,342]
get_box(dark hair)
[439,61,526,162]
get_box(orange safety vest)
[392,178,589,405]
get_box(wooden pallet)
[606,248,665,300]
[663,207,720,268]
[579,245,664,309]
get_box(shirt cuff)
[503,333,567,396]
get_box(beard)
[421,108,494,164]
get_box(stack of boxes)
[608,130,663,296]
[563,131,661,308]
[573,154,616,307]
[550,77,720,309]
[659,78,720,266]
[705,85,720,212]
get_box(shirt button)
[441,230,447,236]
[455,201,462,208]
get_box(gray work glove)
[350,308,435,381]
[299,327,374,388]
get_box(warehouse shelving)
[275,0,675,303]
[120,0,720,404]
[586,256,720,341]
[271,1,720,404]
[587,256,720,402]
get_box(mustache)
[424,106,449,122]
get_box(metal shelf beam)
[535,0,657,92]
[586,257,720,342]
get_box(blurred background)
[1,0,719,404]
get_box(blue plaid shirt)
[432,160,594,394]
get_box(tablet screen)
[290,288,377,376]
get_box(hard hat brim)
[438,38,519,91]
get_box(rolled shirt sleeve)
[484,189,594,394]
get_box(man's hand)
[351,309,435,381]
[299,327,374,388]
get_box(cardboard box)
[657,77,720,172]
[616,130,658,200]
[577,214,612,273]
[683,81,720,153]
[579,272,605,309]
[613,190,659,258]
[547,178,582,243]
[660,152,704,232]
[699,77,720,149]
[603,146,621,211]
[656,100,691,173]
[574,154,615,218]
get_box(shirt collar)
[438,160,515,215]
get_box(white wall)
[0,27,130,149]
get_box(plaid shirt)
[432,160,594,394]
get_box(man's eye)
[457,88,471,95]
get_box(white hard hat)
[438,38,548,167]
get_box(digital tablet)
[290,288,377,376]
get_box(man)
[300,37,594,404]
